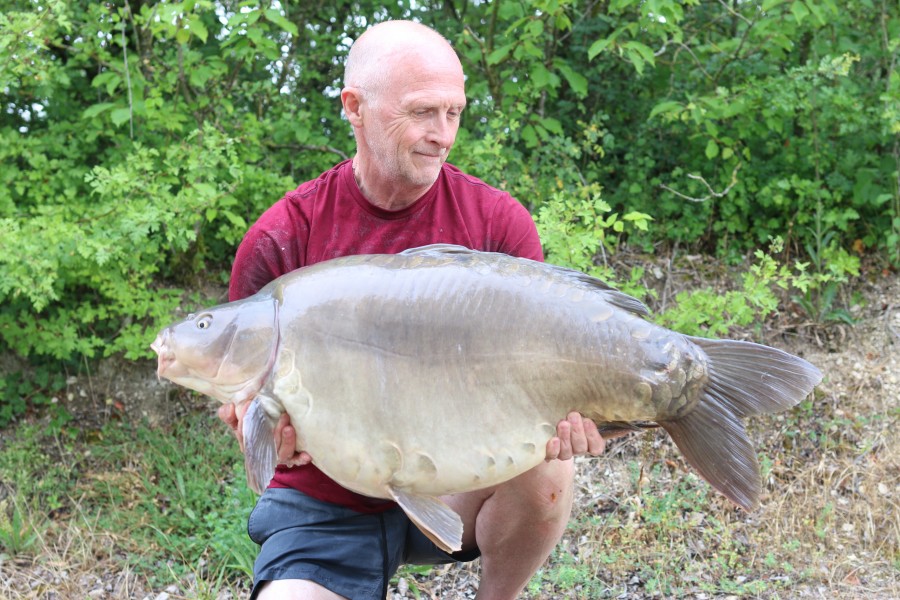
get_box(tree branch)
[660,162,742,203]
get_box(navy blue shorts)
[247,487,480,600]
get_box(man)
[218,20,607,600]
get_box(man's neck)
[351,157,432,212]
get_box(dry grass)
[1,267,898,600]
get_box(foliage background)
[1,0,898,371]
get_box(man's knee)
[499,459,576,520]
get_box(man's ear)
[341,87,364,127]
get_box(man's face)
[361,59,466,189]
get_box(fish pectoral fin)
[242,397,278,495]
[389,487,463,554]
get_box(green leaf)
[526,19,544,38]
[622,41,656,74]
[222,209,247,229]
[530,64,558,90]
[587,37,613,61]
[520,124,538,148]
[648,100,683,120]
[264,9,298,35]
[187,16,208,43]
[539,116,563,135]
[791,1,810,23]
[82,103,115,119]
[91,71,121,95]
[110,107,132,126]
[705,139,719,159]
[189,65,214,88]
[486,43,514,66]
[499,2,525,20]
[191,182,217,198]
[556,62,588,97]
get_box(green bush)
[2,0,895,374]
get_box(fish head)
[151,296,279,405]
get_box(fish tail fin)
[659,338,822,510]
[242,397,278,494]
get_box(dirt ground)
[1,260,898,599]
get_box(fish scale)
[152,244,822,553]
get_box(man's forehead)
[400,86,467,107]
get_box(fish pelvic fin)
[242,397,278,494]
[660,338,822,511]
[389,487,463,553]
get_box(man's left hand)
[545,411,605,461]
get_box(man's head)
[341,21,467,206]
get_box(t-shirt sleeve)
[229,230,281,301]
[491,194,544,262]
[228,199,306,301]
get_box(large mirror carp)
[151,244,822,552]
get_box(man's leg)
[442,459,576,600]
[247,488,411,600]
[257,579,347,599]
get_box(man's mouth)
[415,147,448,159]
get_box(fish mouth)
[150,330,175,380]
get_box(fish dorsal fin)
[389,487,463,553]
[556,266,650,317]
[398,244,651,318]
[399,243,473,256]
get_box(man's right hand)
[217,402,313,467]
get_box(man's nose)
[427,113,457,149]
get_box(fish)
[151,244,822,552]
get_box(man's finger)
[545,436,561,462]
[556,418,573,461]
[217,403,237,430]
[285,451,314,467]
[583,418,605,456]
[567,412,588,456]
[274,413,291,462]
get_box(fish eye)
[196,314,213,330]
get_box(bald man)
[218,20,607,600]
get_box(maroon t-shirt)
[229,159,543,512]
